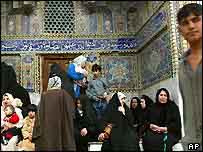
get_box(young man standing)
[177,3,202,151]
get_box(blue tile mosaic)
[1,38,138,52]
[1,9,167,53]
[141,31,172,87]
[102,56,136,89]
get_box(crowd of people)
[0,58,182,151]
[1,3,202,151]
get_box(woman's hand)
[98,133,105,141]
[80,128,88,136]
[150,124,167,133]
[118,106,125,115]
[150,124,159,132]
[157,127,167,133]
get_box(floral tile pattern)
[102,56,136,89]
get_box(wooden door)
[41,54,78,92]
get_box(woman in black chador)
[130,96,142,126]
[1,62,31,117]
[142,88,182,151]
[138,95,154,138]
[98,92,139,151]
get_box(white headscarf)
[12,98,23,108]
[2,93,14,107]
[73,55,87,65]
[117,92,126,102]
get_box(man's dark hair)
[177,3,202,24]
[91,64,102,72]
[49,63,63,78]
[27,104,38,113]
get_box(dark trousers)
[92,100,107,120]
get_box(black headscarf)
[110,93,122,109]
[139,95,154,127]
[140,95,154,109]
[154,88,171,125]
[101,93,134,130]
[130,96,142,125]
[100,93,139,151]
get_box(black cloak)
[32,89,76,151]
[100,93,139,151]
[142,100,182,151]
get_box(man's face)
[178,14,202,43]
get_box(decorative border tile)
[1,4,168,54]
[1,38,137,53]
[135,3,168,50]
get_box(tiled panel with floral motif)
[102,56,136,89]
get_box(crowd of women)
[1,56,182,151]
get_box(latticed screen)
[44,1,75,34]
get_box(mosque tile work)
[1,1,175,93]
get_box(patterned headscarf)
[47,76,62,90]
